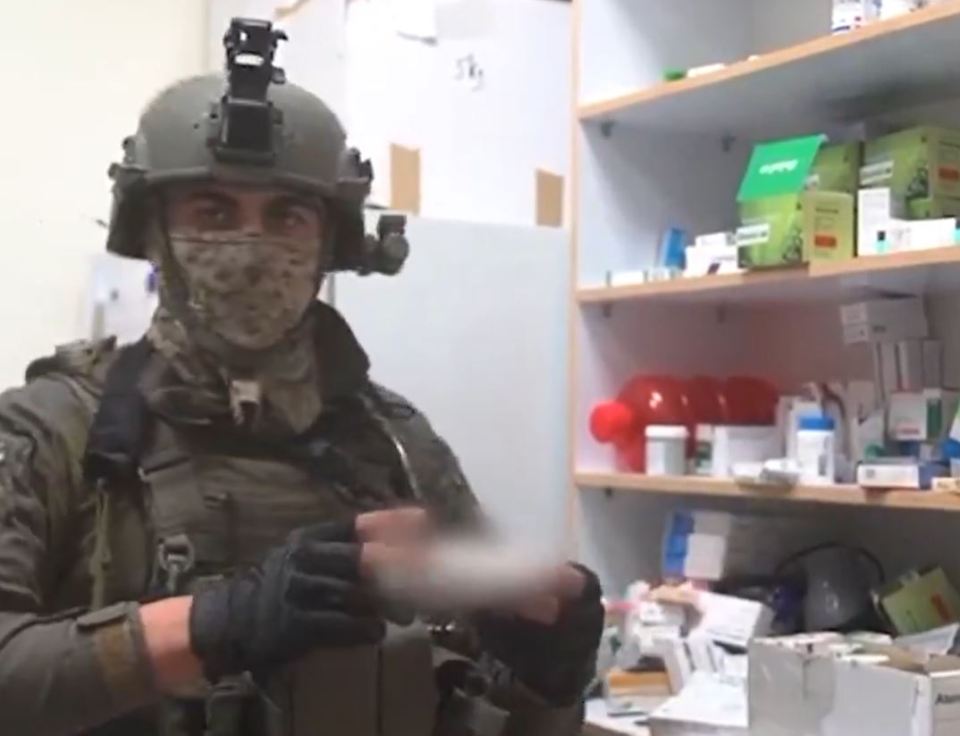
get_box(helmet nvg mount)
[106,16,409,276]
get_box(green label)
[737,134,826,202]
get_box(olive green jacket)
[0,307,584,736]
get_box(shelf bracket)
[600,120,615,139]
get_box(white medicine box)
[749,636,960,736]
[841,296,928,344]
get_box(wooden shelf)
[576,246,960,305]
[578,2,960,136]
[576,472,960,513]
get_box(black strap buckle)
[156,534,197,595]
[435,660,508,736]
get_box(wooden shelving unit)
[576,472,960,513]
[578,2,960,137]
[573,5,960,732]
[570,0,960,605]
[577,245,960,305]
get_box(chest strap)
[83,339,154,485]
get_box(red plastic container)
[722,376,778,425]
[590,376,690,472]
[590,374,779,472]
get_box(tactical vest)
[82,341,508,736]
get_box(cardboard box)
[650,672,748,736]
[857,461,922,489]
[841,296,928,344]
[898,340,926,391]
[709,425,780,478]
[888,218,958,252]
[664,510,828,583]
[858,187,905,256]
[694,592,774,649]
[861,126,960,206]
[684,243,740,278]
[908,195,960,220]
[603,668,671,716]
[777,396,822,459]
[876,567,960,636]
[875,341,900,398]
[879,0,926,20]
[749,636,960,736]
[832,0,880,33]
[888,390,958,441]
[737,135,855,269]
[807,140,861,192]
[893,339,944,390]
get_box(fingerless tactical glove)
[474,564,604,707]
[189,519,385,680]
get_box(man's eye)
[196,206,231,226]
[277,207,309,230]
[285,211,306,228]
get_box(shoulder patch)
[25,337,117,382]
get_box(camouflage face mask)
[167,232,323,350]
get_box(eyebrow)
[183,189,236,207]
[271,193,317,210]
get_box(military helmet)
[107,18,407,275]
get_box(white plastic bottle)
[645,425,689,476]
[796,414,836,484]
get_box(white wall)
[0,1,206,388]
[207,0,348,114]
[205,1,571,225]
[345,0,571,225]
[335,215,570,549]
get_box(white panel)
[333,216,570,551]
[579,0,752,105]
[345,0,570,225]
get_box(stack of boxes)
[859,126,960,255]
[841,295,957,488]
[736,135,858,269]
[749,634,960,736]
[662,510,825,582]
[727,125,960,272]
[832,1,944,35]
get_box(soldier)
[0,17,603,736]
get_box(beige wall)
[0,1,206,387]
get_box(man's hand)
[188,509,427,681]
[473,564,604,707]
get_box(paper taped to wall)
[390,143,422,214]
[536,169,564,228]
[89,253,156,343]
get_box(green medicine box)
[807,140,861,193]
[861,126,960,208]
[737,135,855,269]
[907,195,960,220]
